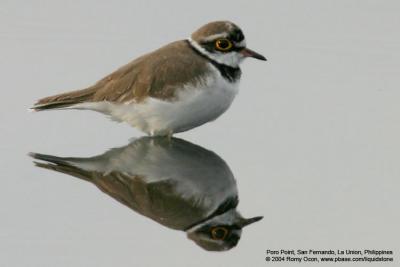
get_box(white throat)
[187,38,244,68]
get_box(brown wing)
[33,160,209,230]
[32,40,209,110]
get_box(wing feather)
[32,40,209,111]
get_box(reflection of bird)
[31,21,266,136]
[30,137,262,251]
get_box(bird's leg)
[166,130,173,141]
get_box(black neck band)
[183,196,239,231]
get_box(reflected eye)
[215,39,233,51]
[211,226,229,240]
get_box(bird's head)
[189,21,266,68]
[186,209,263,251]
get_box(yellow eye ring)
[211,227,229,240]
[215,39,233,51]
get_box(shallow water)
[1,1,399,266]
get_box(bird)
[31,21,266,136]
[30,136,263,251]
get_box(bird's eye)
[215,39,233,51]
[210,226,229,240]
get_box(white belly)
[73,67,239,135]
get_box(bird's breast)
[159,69,239,133]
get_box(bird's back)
[32,40,210,110]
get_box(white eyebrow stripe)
[201,33,229,42]
[194,33,247,48]
[225,22,234,31]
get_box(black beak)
[241,48,267,61]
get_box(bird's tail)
[29,152,94,182]
[31,87,96,111]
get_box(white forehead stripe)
[235,39,246,47]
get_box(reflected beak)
[239,216,264,227]
[240,48,267,61]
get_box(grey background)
[1,0,399,266]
